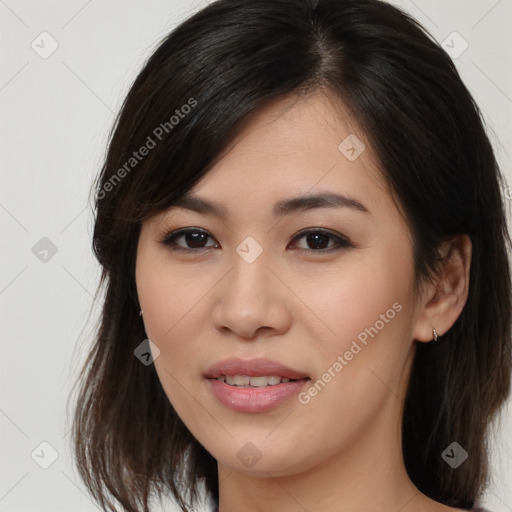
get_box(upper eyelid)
[160,226,343,239]
[158,227,217,245]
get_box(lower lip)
[206,378,309,412]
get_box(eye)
[159,227,352,253]
[159,228,219,252]
[288,229,352,252]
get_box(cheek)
[303,245,414,353]
[300,240,416,405]
[135,237,213,344]
[137,273,210,364]
[135,251,227,415]
[136,254,214,417]
[295,241,416,428]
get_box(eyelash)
[158,227,353,254]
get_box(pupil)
[308,233,329,249]
[186,232,207,248]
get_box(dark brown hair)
[69,0,512,510]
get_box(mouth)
[204,357,310,412]
[215,375,297,387]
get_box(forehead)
[184,91,389,212]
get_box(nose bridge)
[226,243,272,307]
[212,240,292,338]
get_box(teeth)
[249,376,269,387]
[218,375,294,387]
[234,375,251,386]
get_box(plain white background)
[0,1,511,511]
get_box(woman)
[70,0,511,511]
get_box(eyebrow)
[168,191,370,219]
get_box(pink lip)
[204,357,309,380]
[207,379,309,412]
[204,357,310,413]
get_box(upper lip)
[205,357,309,380]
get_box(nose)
[211,250,293,340]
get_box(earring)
[139,310,143,316]
[431,327,439,343]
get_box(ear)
[412,234,472,343]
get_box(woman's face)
[136,91,425,477]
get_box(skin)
[136,90,472,512]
